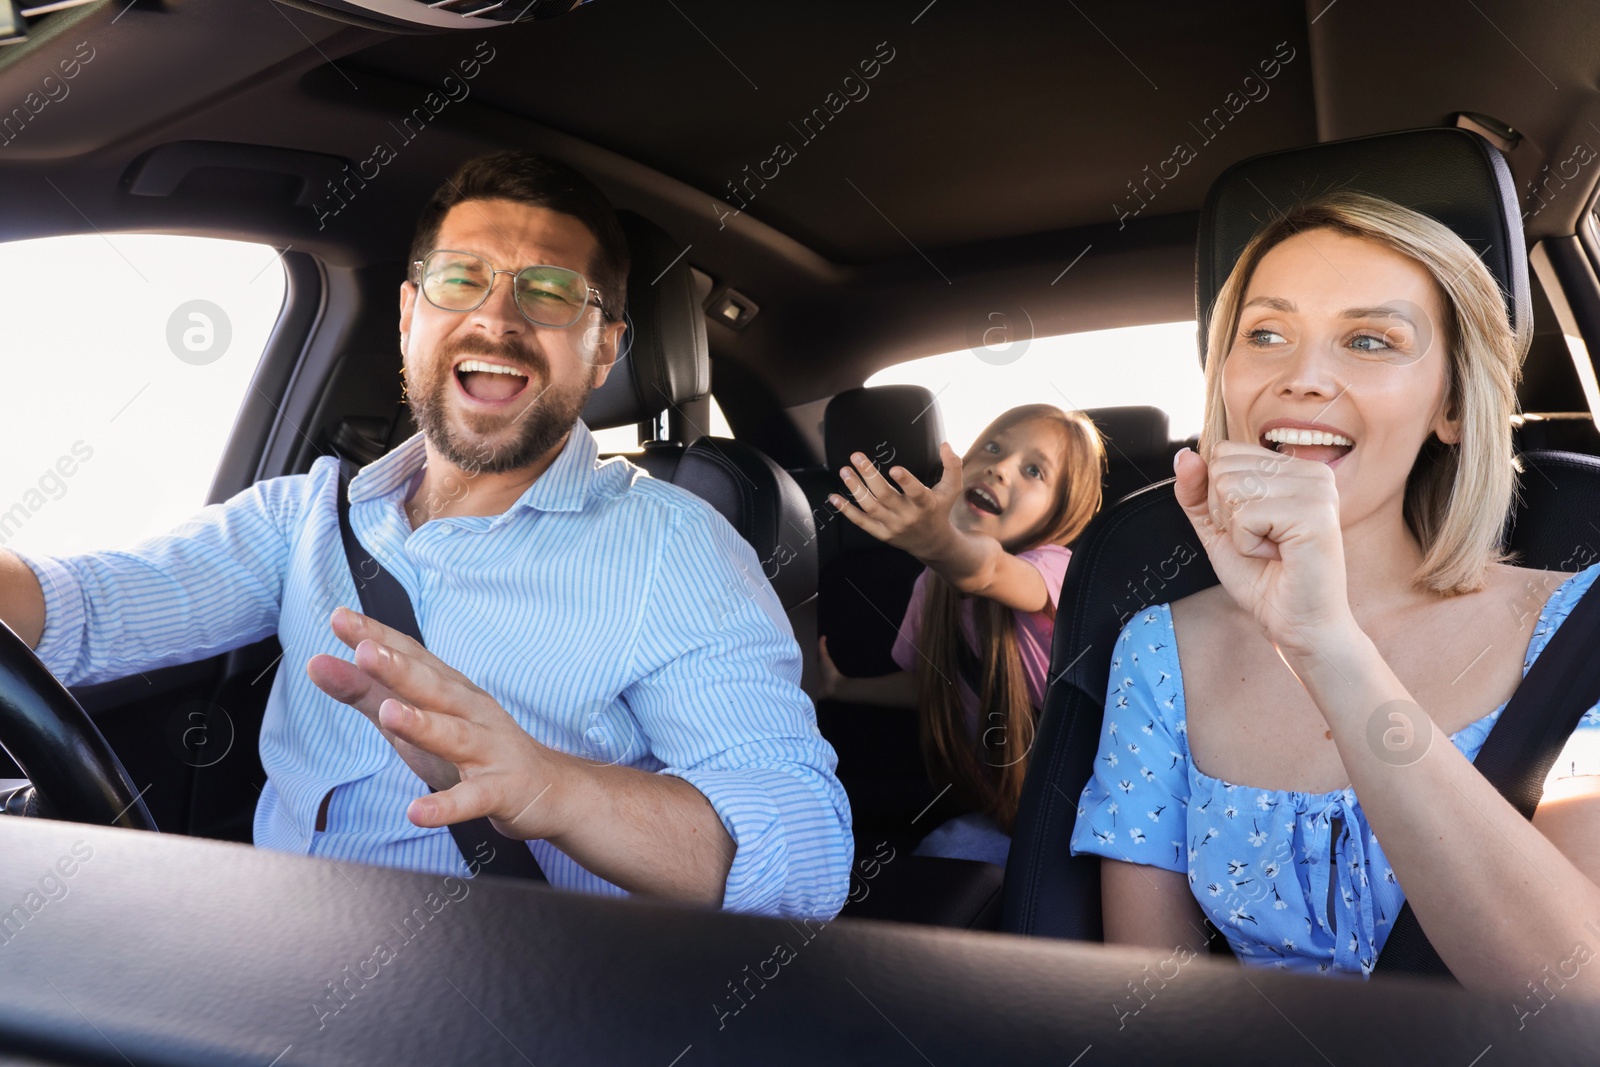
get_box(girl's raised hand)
[830,441,965,562]
[1173,442,1354,657]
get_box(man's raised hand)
[306,607,569,840]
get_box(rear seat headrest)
[581,211,709,431]
[824,385,946,485]
[1197,127,1530,366]
[1084,406,1170,457]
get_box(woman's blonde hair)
[916,405,1104,831]
[1199,191,1527,595]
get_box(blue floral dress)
[1069,563,1600,976]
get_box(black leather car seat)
[582,213,820,689]
[1000,127,1581,941]
[1083,405,1172,505]
[797,385,946,674]
[788,385,952,832]
[786,385,1008,929]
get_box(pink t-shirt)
[890,544,1072,715]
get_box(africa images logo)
[710,41,897,231]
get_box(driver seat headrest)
[1196,127,1530,365]
[581,211,709,430]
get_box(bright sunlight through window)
[866,320,1205,452]
[0,234,286,556]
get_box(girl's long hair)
[914,405,1104,832]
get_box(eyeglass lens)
[421,252,590,327]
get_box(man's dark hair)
[408,151,630,320]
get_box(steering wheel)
[0,620,158,830]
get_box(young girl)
[1069,191,1600,998]
[819,404,1105,864]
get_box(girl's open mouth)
[965,486,1002,515]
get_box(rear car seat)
[789,385,959,836]
[1083,405,1173,505]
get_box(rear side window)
[0,234,286,555]
[866,320,1205,450]
[591,395,734,454]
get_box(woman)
[1069,191,1600,1000]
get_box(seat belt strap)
[1377,577,1600,978]
[335,459,548,884]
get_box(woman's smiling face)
[1220,228,1460,527]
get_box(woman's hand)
[1173,443,1355,657]
[830,442,965,563]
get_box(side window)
[591,395,734,454]
[0,234,286,555]
[865,320,1205,449]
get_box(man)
[0,151,851,919]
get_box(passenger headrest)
[823,385,947,556]
[1196,128,1530,366]
[1084,406,1169,457]
[824,385,946,484]
[672,438,818,612]
[581,211,709,430]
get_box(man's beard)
[405,338,598,476]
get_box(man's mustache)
[440,340,549,381]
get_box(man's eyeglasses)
[412,250,614,328]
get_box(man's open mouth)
[1261,426,1354,465]
[454,358,532,404]
[966,486,1002,515]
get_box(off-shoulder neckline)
[1165,564,1599,800]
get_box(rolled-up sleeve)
[13,471,312,688]
[623,504,852,919]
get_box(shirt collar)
[348,421,600,516]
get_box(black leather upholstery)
[792,386,949,836]
[577,211,819,684]
[1084,405,1172,506]
[792,385,947,576]
[824,385,947,557]
[839,854,1004,930]
[1514,416,1600,457]
[580,210,710,431]
[1196,128,1531,362]
[793,385,944,679]
[999,479,1211,940]
[1506,450,1600,572]
[1084,405,1168,456]
[633,437,818,613]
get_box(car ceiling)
[0,0,1598,407]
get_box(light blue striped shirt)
[19,423,852,918]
